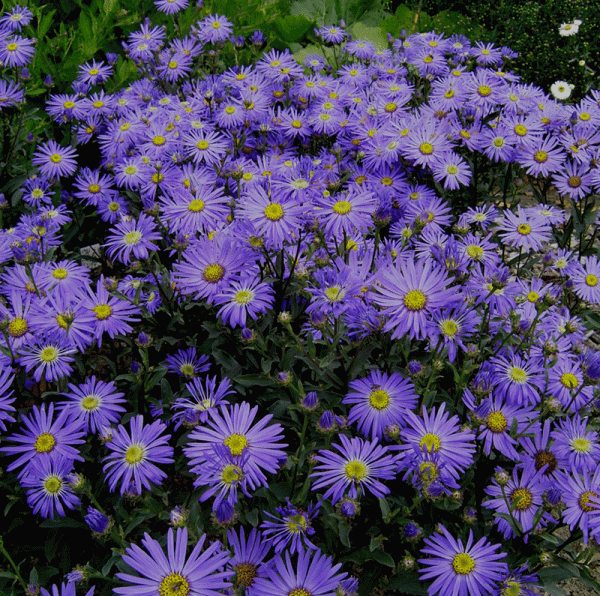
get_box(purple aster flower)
[238,185,305,249]
[489,352,545,406]
[495,207,551,252]
[314,188,377,239]
[76,60,113,86]
[547,360,594,411]
[427,304,481,363]
[213,274,275,328]
[40,582,93,596]
[104,213,161,265]
[172,236,249,304]
[517,419,563,479]
[398,403,476,481]
[372,257,459,340]
[115,528,233,596]
[1,5,34,31]
[556,467,600,543]
[59,376,126,435]
[32,141,78,179]
[419,525,508,596]
[551,415,600,474]
[84,507,110,534]
[1,402,85,475]
[403,123,454,168]
[343,369,418,440]
[78,277,141,347]
[163,347,210,379]
[431,153,472,190]
[184,401,288,490]
[183,130,229,166]
[516,135,566,177]
[102,415,174,495]
[198,14,234,43]
[484,464,554,542]
[227,526,271,592]
[17,331,76,383]
[171,375,234,425]
[474,395,536,460]
[0,367,16,431]
[155,0,189,14]
[0,78,24,109]
[552,160,595,201]
[310,434,400,504]
[497,566,541,596]
[0,34,35,67]
[570,256,600,304]
[251,548,347,596]
[20,455,80,520]
[261,498,321,554]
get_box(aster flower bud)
[494,467,510,486]
[214,500,236,526]
[136,331,151,347]
[169,505,188,527]
[276,371,292,386]
[402,555,416,570]
[407,360,423,376]
[539,552,553,566]
[240,327,255,342]
[384,423,401,441]
[403,522,422,541]
[301,391,318,410]
[27,585,39,596]
[463,507,477,523]
[336,577,359,596]
[317,410,336,432]
[84,507,110,535]
[337,498,360,518]
[278,311,291,323]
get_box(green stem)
[0,537,29,594]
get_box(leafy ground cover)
[1,1,600,596]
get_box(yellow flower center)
[534,450,557,473]
[385,102,397,112]
[168,61,178,69]
[288,590,311,596]
[381,177,393,186]
[108,202,119,211]
[234,289,254,305]
[534,151,548,163]
[527,291,539,302]
[125,165,137,175]
[125,444,145,465]
[221,464,243,485]
[44,476,62,494]
[517,224,531,235]
[89,68,99,75]
[419,142,434,155]
[493,138,505,147]
[345,460,367,481]
[286,513,308,533]
[82,395,100,411]
[34,432,56,453]
[404,289,427,311]
[56,314,68,329]
[264,203,284,221]
[369,389,390,410]
[40,346,59,363]
[514,124,527,136]
[64,101,75,109]
[504,580,521,596]
[508,367,527,384]
[452,552,475,575]
[93,304,112,320]
[440,320,458,337]
[420,433,441,452]
[124,231,142,245]
[153,135,166,146]
[196,140,209,150]
[188,199,205,212]
[93,100,104,108]
[8,316,29,337]
[224,433,249,456]
[50,154,62,163]
[235,563,258,588]
[487,411,508,433]
[7,43,18,51]
[579,491,599,512]
[478,85,492,97]
[466,245,484,259]
[568,176,582,188]
[510,487,533,511]
[560,372,579,389]
[291,119,302,128]
[586,274,598,287]
[158,573,190,596]
[203,263,225,283]
[325,285,346,303]
[571,438,591,453]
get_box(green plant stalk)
[0,536,29,594]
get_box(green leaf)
[37,10,56,40]
[350,21,388,49]
[386,571,429,594]
[370,549,395,567]
[272,15,313,43]
[339,521,351,548]
[102,0,120,16]
[40,518,87,529]
[0,572,16,579]
[234,374,275,387]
